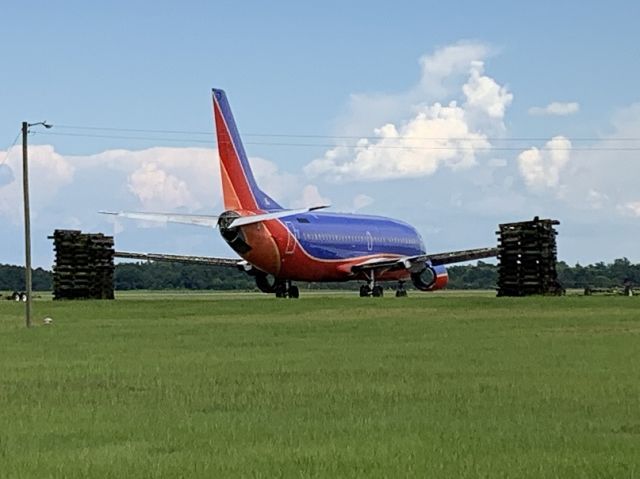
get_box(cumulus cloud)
[417,41,492,98]
[306,48,511,182]
[538,103,640,215]
[336,41,494,137]
[306,102,491,181]
[0,144,311,227]
[128,163,198,210]
[0,164,14,186]
[0,145,75,222]
[463,61,513,119]
[528,102,580,116]
[249,156,298,204]
[517,136,571,190]
[290,184,330,209]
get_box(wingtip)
[309,205,331,211]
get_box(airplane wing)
[350,247,498,274]
[114,251,243,267]
[100,205,330,229]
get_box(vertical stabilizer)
[212,89,282,211]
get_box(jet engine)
[410,263,449,291]
[238,262,278,293]
[217,210,252,254]
[254,271,278,293]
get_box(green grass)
[1,293,639,478]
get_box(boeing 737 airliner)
[104,89,497,297]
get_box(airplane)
[103,88,497,298]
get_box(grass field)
[1,293,639,478]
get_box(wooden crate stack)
[497,217,562,296]
[50,230,115,300]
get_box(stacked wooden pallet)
[497,217,562,296]
[49,230,115,300]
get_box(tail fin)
[212,89,282,212]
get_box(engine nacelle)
[237,262,277,294]
[254,272,279,293]
[218,210,252,254]
[411,264,449,291]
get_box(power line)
[36,131,640,152]
[52,123,640,142]
[37,131,215,144]
[0,131,21,167]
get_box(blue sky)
[1,0,640,267]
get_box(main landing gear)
[359,284,384,297]
[358,270,386,297]
[274,280,299,299]
[359,277,408,298]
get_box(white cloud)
[76,146,221,212]
[306,102,491,181]
[528,102,580,116]
[0,163,14,186]
[290,185,330,209]
[618,201,640,217]
[539,103,640,216]
[517,136,571,190]
[418,41,492,98]
[0,145,312,225]
[335,41,493,137]
[128,163,198,210]
[463,61,513,119]
[0,145,75,223]
[306,44,511,182]
[488,158,507,168]
[249,156,298,205]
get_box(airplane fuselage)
[224,210,425,282]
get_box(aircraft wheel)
[359,285,370,297]
[274,282,287,298]
[372,286,384,297]
[289,285,300,299]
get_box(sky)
[1,0,640,267]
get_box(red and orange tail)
[212,89,282,212]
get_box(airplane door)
[366,231,373,252]
[285,221,297,255]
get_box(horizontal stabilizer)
[100,211,219,228]
[101,206,330,229]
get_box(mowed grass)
[1,294,639,478]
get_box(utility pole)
[21,121,52,328]
[21,122,32,328]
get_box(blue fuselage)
[281,212,426,260]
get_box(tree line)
[1,258,638,292]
